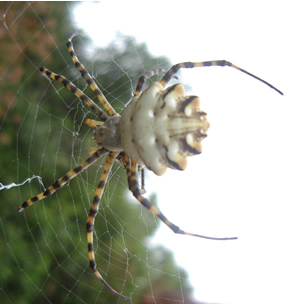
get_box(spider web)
[1,2,298,304]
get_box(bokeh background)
[1,1,299,304]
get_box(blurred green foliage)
[0,2,201,304]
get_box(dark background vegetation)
[0,2,206,303]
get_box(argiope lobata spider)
[18,35,283,300]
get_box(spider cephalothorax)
[18,35,282,300]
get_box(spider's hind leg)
[159,60,283,95]
[124,154,237,241]
[134,67,179,97]
[134,67,168,96]
[18,149,107,212]
[85,151,131,300]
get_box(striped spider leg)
[159,60,283,95]
[18,149,107,211]
[123,154,237,240]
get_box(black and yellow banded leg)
[134,66,179,97]
[134,67,167,96]
[67,35,117,117]
[159,60,283,95]
[86,151,131,300]
[40,66,108,121]
[124,154,237,241]
[18,149,107,212]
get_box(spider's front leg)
[40,67,108,121]
[67,34,117,117]
[124,155,237,241]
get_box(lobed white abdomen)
[120,82,209,176]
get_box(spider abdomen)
[120,82,210,176]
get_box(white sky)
[74,1,299,303]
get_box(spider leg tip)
[116,292,132,301]
[278,89,284,96]
[68,32,80,42]
[116,293,132,301]
[17,207,24,213]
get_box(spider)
[18,35,283,300]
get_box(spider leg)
[84,119,104,129]
[40,67,108,121]
[134,67,167,96]
[140,167,146,194]
[18,149,107,212]
[159,60,283,95]
[88,146,103,155]
[67,35,117,117]
[124,154,237,241]
[86,151,131,300]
